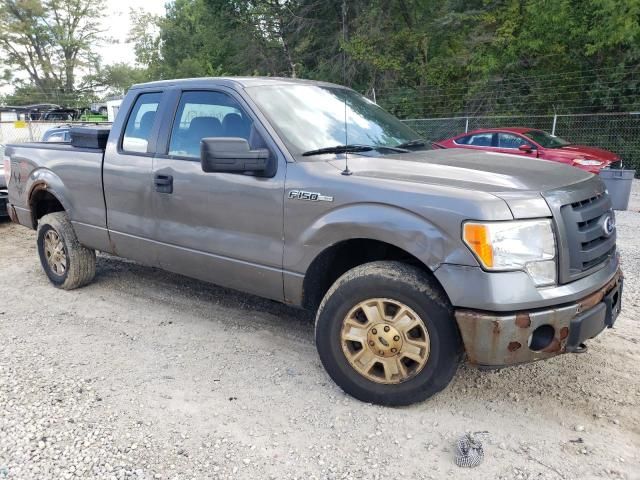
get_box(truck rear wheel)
[37,212,96,290]
[315,261,461,406]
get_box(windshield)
[246,85,423,156]
[523,130,571,148]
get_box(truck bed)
[6,141,106,230]
[7,141,104,153]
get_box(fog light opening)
[528,324,556,351]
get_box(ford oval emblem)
[602,214,615,237]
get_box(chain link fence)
[2,112,638,175]
[402,112,640,175]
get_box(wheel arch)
[287,203,462,310]
[28,180,69,228]
[300,237,451,311]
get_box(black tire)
[37,212,96,290]
[315,261,462,406]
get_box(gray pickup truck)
[4,77,623,406]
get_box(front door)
[150,89,286,301]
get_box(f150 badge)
[288,190,334,202]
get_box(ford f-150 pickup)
[4,77,623,406]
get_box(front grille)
[559,191,616,280]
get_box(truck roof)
[130,76,347,90]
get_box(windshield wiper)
[302,144,373,156]
[302,144,409,156]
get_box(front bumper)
[455,267,623,367]
[435,252,620,311]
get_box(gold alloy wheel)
[44,230,67,276]
[340,298,430,384]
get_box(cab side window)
[467,133,494,147]
[454,135,471,145]
[122,92,162,153]
[498,133,533,149]
[169,91,254,158]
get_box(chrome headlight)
[463,219,557,286]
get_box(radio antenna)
[341,0,352,176]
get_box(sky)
[98,0,168,66]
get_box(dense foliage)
[126,0,640,118]
[1,0,639,118]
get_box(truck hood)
[328,148,593,194]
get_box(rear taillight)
[3,155,10,185]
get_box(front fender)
[284,202,476,274]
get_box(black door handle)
[154,174,173,193]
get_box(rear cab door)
[102,88,167,264]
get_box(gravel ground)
[1,181,639,480]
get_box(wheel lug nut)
[384,326,390,332]
[368,341,374,346]
[391,348,397,353]
[371,328,377,334]
[393,335,400,341]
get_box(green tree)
[153,0,274,78]
[88,62,150,96]
[0,0,106,99]
[133,0,640,116]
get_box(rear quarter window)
[121,92,162,153]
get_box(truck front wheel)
[37,212,96,290]
[315,261,462,406]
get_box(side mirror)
[200,137,269,174]
[518,144,533,152]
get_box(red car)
[434,128,621,173]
